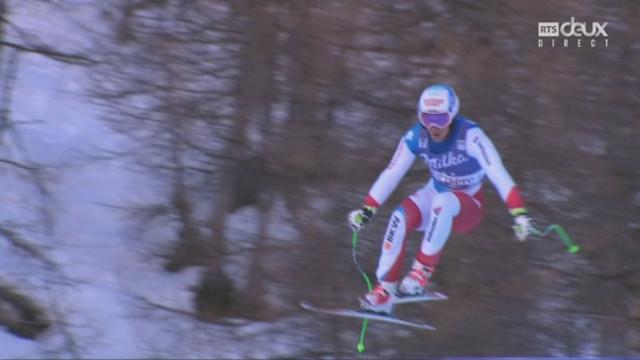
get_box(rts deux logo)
[538,17,609,48]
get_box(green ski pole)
[351,230,373,354]
[531,223,580,254]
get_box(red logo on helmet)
[424,98,444,107]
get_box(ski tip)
[434,291,448,300]
[415,323,437,331]
[299,301,312,309]
[423,290,447,300]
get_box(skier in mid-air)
[348,84,534,314]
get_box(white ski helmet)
[417,84,460,128]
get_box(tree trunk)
[193,2,277,321]
[241,193,273,318]
[163,44,206,273]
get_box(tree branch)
[0,226,56,268]
[0,40,95,65]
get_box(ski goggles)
[419,112,451,129]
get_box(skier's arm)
[364,137,417,208]
[466,127,533,241]
[349,128,418,231]
[466,127,526,216]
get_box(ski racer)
[348,84,534,313]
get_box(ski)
[299,301,436,330]
[393,291,448,304]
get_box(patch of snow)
[266,196,300,243]
[633,191,640,207]
[0,332,41,359]
[539,185,573,204]
[574,317,601,357]
[576,134,607,156]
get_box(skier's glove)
[510,208,533,242]
[348,205,377,232]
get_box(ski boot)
[398,260,434,296]
[358,283,395,314]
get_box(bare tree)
[87,1,248,321]
[0,0,93,345]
